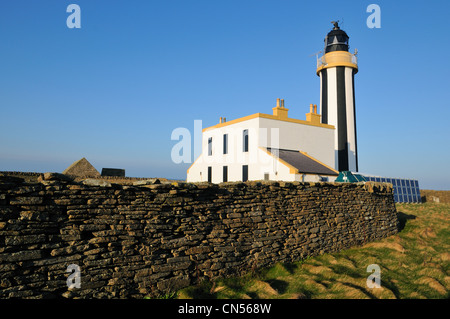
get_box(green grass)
[176,203,449,299]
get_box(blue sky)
[0,0,449,190]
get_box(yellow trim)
[259,147,298,174]
[202,113,260,132]
[298,151,339,174]
[316,51,358,75]
[203,112,335,132]
[317,62,358,74]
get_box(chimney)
[306,103,321,124]
[219,117,223,123]
[272,98,289,119]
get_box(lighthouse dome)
[324,21,349,53]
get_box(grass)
[176,202,449,299]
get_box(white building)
[187,99,339,183]
[187,22,358,183]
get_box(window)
[264,173,269,181]
[208,137,212,156]
[242,165,248,182]
[207,166,212,183]
[223,134,228,155]
[243,129,249,152]
[223,166,228,183]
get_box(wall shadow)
[265,279,289,294]
[397,212,416,232]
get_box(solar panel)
[360,175,421,203]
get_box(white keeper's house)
[187,22,359,184]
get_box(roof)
[335,171,367,183]
[63,157,100,177]
[265,148,339,176]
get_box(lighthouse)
[316,21,359,172]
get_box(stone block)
[133,179,161,186]
[157,275,190,292]
[82,179,112,188]
[41,172,74,182]
[19,211,49,221]
[4,234,46,246]
[0,250,43,262]
[10,197,43,206]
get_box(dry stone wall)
[420,189,450,203]
[0,175,398,298]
